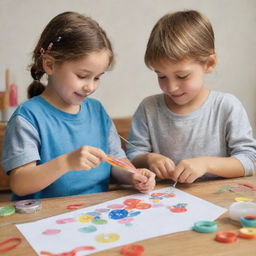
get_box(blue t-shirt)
[2,96,126,200]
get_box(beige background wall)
[0,0,256,134]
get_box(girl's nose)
[82,80,95,93]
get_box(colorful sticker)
[95,233,120,243]
[108,209,128,220]
[168,203,188,213]
[107,204,124,209]
[56,218,76,224]
[42,229,61,235]
[92,219,107,225]
[77,215,94,223]
[78,225,97,233]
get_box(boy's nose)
[167,81,179,93]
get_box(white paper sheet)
[16,187,226,255]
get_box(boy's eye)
[177,74,189,80]
[77,75,87,79]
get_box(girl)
[2,12,155,200]
[126,10,256,183]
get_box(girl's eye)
[94,77,100,81]
[158,76,166,80]
[177,74,189,80]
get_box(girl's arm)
[10,155,68,196]
[110,158,156,193]
[10,146,105,196]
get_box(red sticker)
[120,244,145,256]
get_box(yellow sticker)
[77,214,94,223]
[234,197,254,202]
[240,227,256,235]
[95,233,120,243]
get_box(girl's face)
[153,57,215,114]
[43,49,110,113]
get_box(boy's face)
[153,57,214,113]
[44,49,110,112]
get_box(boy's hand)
[173,157,209,183]
[132,168,156,193]
[65,146,106,171]
[147,153,175,179]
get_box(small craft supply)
[120,244,145,256]
[229,201,256,221]
[239,227,256,239]
[40,246,95,256]
[235,197,253,202]
[9,83,18,107]
[217,186,231,193]
[4,68,10,110]
[15,199,41,214]
[229,186,251,193]
[240,216,256,227]
[238,182,256,191]
[172,181,177,188]
[193,220,217,233]
[215,232,237,243]
[0,205,15,217]
[67,203,84,210]
[119,135,138,149]
[0,237,22,253]
[105,155,137,173]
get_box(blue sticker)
[108,209,128,220]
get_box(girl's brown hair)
[145,10,215,69]
[28,11,113,98]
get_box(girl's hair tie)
[40,36,62,54]
[40,48,45,56]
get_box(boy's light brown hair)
[145,10,215,69]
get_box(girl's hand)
[65,146,106,171]
[147,153,175,179]
[132,168,156,193]
[173,157,209,183]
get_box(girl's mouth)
[74,92,88,98]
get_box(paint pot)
[229,202,256,221]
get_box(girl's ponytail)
[27,65,45,98]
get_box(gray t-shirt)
[126,91,256,176]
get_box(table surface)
[0,176,256,256]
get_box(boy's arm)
[173,156,244,183]
[130,153,151,169]
[207,156,245,177]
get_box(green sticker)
[0,205,16,217]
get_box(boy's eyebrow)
[154,69,191,74]
[77,69,92,73]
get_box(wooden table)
[1,176,256,255]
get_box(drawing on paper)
[16,187,226,256]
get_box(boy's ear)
[204,54,217,73]
[42,54,55,75]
